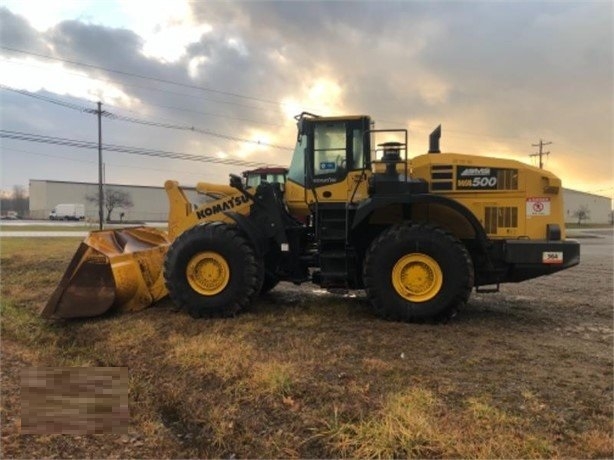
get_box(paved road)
[572,229,613,258]
[0,231,89,237]
[0,220,166,227]
[0,220,166,237]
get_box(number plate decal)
[542,251,563,264]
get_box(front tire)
[164,222,263,317]
[260,272,280,295]
[363,223,473,322]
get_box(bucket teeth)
[42,227,170,319]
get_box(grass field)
[1,236,612,458]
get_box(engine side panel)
[411,153,565,241]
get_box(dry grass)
[318,390,558,458]
[1,236,613,458]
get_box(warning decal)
[526,197,551,217]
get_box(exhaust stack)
[428,125,441,154]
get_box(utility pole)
[97,101,104,230]
[84,102,109,228]
[530,139,552,169]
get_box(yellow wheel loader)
[43,112,580,322]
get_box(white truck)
[0,211,19,220]
[49,203,85,221]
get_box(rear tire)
[363,222,473,322]
[164,222,263,317]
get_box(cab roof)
[305,114,370,122]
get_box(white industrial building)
[29,179,202,222]
[29,179,612,225]
[563,189,612,225]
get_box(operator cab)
[287,112,427,196]
[287,113,371,188]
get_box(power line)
[0,56,287,116]
[1,53,537,147]
[0,84,90,112]
[126,100,285,127]
[2,83,527,151]
[0,52,553,149]
[0,45,288,108]
[0,129,283,168]
[1,146,95,164]
[0,85,294,150]
[102,112,293,150]
[1,146,224,178]
[2,46,480,131]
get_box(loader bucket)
[42,227,170,319]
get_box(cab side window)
[352,128,365,170]
[314,122,346,176]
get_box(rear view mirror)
[229,174,244,190]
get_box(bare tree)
[1,185,29,217]
[86,188,133,222]
[572,205,590,226]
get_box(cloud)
[118,0,212,62]
[0,7,48,53]
[0,1,612,196]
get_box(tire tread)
[164,222,263,318]
[363,222,473,322]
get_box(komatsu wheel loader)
[43,113,580,322]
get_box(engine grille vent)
[430,165,453,191]
[485,206,518,234]
[496,169,518,190]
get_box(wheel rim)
[186,251,230,296]
[391,253,443,302]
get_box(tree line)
[1,185,29,217]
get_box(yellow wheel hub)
[392,253,443,302]
[186,251,230,296]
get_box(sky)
[0,0,612,201]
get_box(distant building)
[29,179,203,222]
[563,189,612,225]
[29,179,613,225]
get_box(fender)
[352,194,490,251]
[223,211,268,257]
[224,182,293,258]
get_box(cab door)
[285,117,371,216]
[307,118,370,203]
